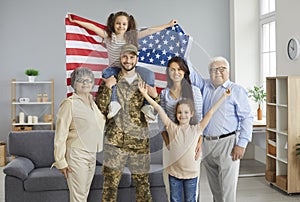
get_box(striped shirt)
[104,33,126,67]
[159,85,203,131]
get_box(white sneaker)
[107,101,121,119]
[145,114,157,123]
[141,105,156,121]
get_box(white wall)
[276,0,300,75]
[0,0,230,141]
[230,0,260,88]
[230,0,260,117]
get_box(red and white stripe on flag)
[65,14,107,97]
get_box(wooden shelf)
[11,81,53,84]
[12,102,52,105]
[11,79,54,131]
[12,122,52,126]
[265,76,300,194]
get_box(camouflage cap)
[120,44,138,56]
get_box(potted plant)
[248,85,266,120]
[25,69,39,82]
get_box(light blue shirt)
[190,68,253,148]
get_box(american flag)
[65,14,192,97]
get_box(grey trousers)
[202,135,240,202]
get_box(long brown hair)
[166,56,193,100]
[106,11,138,47]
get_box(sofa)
[3,127,167,202]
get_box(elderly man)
[96,44,159,202]
[191,56,253,202]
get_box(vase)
[257,104,262,120]
[28,76,36,82]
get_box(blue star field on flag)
[138,24,190,66]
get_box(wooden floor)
[1,160,300,201]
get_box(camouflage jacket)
[96,72,160,150]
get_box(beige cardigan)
[53,93,105,169]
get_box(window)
[261,0,275,15]
[260,0,276,85]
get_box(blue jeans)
[102,66,155,104]
[169,175,197,202]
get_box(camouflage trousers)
[102,144,152,202]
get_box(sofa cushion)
[149,129,163,164]
[8,130,55,168]
[96,151,103,166]
[24,167,68,191]
[24,166,132,192]
[3,157,35,180]
[149,164,165,187]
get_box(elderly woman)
[159,56,203,201]
[52,67,106,202]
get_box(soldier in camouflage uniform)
[96,44,160,202]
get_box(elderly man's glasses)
[76,78,93,84]
[210,66,227,73]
